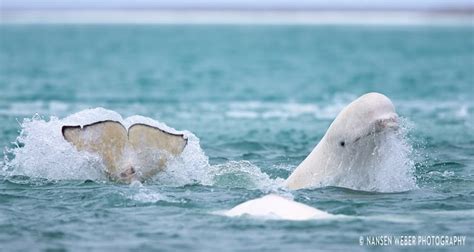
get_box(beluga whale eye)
[340,141,345,147]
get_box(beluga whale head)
[285,92,402,191]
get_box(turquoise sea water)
[1,25,473,251]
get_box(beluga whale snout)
[285,92,401,190]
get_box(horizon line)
[1,9,473,25]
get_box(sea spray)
[2,108,211,183]
[320,117,417,192]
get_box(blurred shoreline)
[1,9,473,25]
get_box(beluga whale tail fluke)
[285,92,401,190]
[62,120,187,183]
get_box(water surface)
[1,25,473,251]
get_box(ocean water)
[0,25,473,251]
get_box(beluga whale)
[225,92,406,220]
[285,92,400,190]
[62,120,187,183]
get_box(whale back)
[224,194,333,220]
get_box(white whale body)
[223,194,333,221]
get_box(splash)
[2,114,106,180]
[320,118,418,192]
[209,160,284,191]
[2,108,211,185]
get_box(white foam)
[2,114,106,180]
[427,170,455,178]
